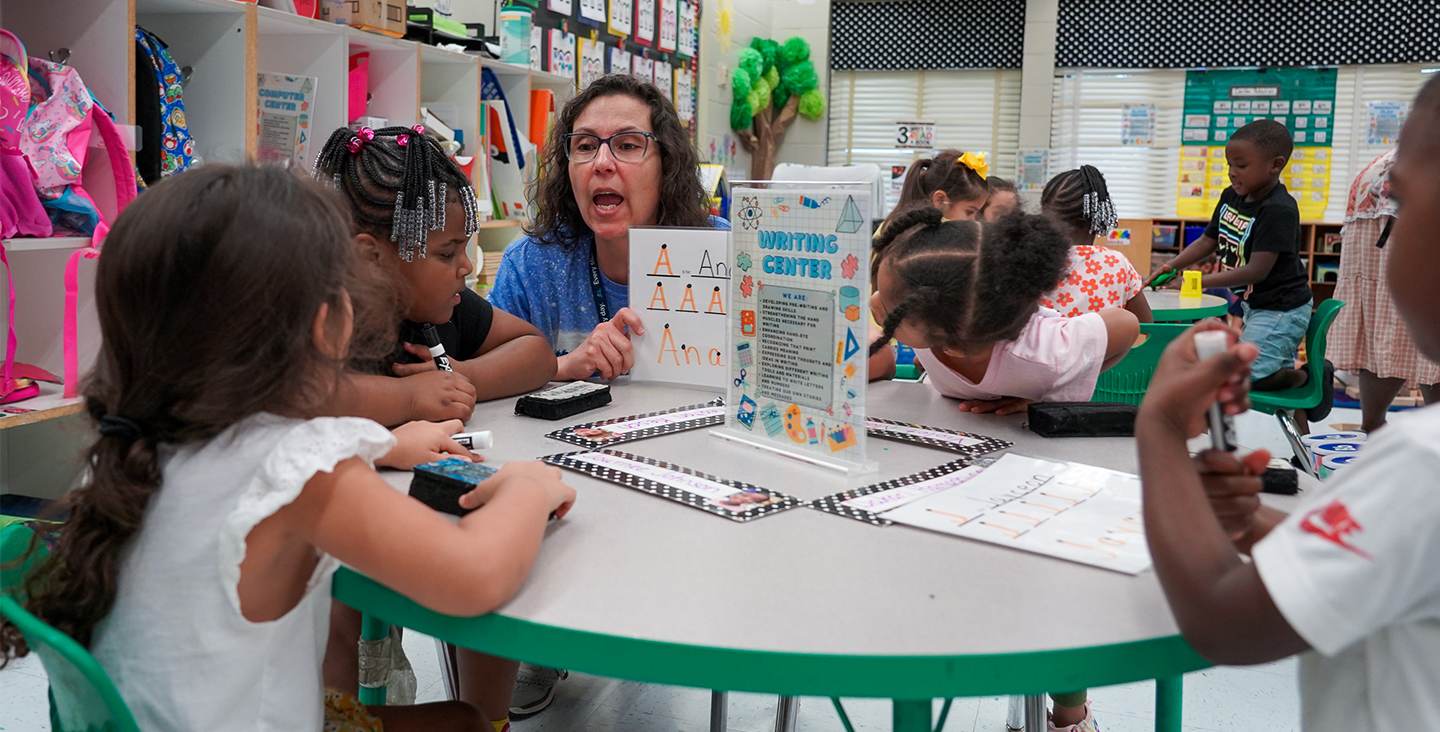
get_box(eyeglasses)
[562,131,656,164]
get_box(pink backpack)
[2,29,136,401]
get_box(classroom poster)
[609,0,633,37]
[1366,101,1408,146]
[547,0,572,14]
[674,65,695,126]
[677,0,698,57]
[653,59,673,102]
[548,29,577,78]
[529,25,543,71]
[633,55,654,85]
[1120,103,1155,146]
[577,36,606,89]
[715,187,873,472]
[1016,148,1049,191]
[657,0,678,52]
[628,228,732,390]
[256,73,317,171]
[578,0,606,25]
[1177,68,1337,218]
[881,454,1151,574]
[609,45,632,76]
[634,0,656,45]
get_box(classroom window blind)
[1324,65,1435,221]
[1048,65,1437,221]
[827,69,1022,214]
[1049,69,1189,220]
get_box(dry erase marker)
[420,324,453,372]
[1194,330,1238,452]
[453,431,492,449]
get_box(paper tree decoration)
[728,36,827,180]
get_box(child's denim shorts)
[1241,299,1313,380]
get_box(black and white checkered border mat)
[546,398,725,449]
[540,449,802,522]
[808,456,999,526]
[866,418,1012,457]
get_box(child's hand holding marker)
[402,370,478,422]
[377,419,480,470]
[391,342,446,375]
[1192,448,1272,544]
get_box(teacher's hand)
[557,308,646,381]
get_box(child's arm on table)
[1099,307,1141,371]
[1135,320,1309,664]
[1200,250,1277,289]
[331,371,478,426]
[283,459,575,617]
[376,419,480,470]
[394,311,558,401]
[1144,235,1218,287]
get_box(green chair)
[1092,324,1193,405]
[1249,299,1345,477]
[0,523,141,732]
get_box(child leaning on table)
[868,208,1137,730]
[314,125,558,427]
[1135,74,1440,732]
[0,165,575,732]
[869,207,1139,418]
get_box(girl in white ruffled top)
[0,165,576,732]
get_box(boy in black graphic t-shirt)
[1147,120,1314,391]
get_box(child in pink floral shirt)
[1040,166,1153,323]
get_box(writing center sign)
[716,188,875,473]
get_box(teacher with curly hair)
[489,74,729,381]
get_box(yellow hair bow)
[958,151,988,179]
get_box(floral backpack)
[4,36,137,400]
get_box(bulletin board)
[526,0,700,134]
[714,187,875,474]
[1176,68,1337,219]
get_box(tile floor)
[0,407,1357,732]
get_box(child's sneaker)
[1048,701,1100,732]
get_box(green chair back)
[1,523,141,732]
[1249,299,1345,414]
[1091,324,1192,405]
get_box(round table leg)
[358,614,390,707]
[892,699,930,732]
[1155,676,1183,732]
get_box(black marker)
[1194,330,1237,452]
[420,324,453,372]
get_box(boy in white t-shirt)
[1133,75,1440,732]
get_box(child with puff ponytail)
[869,206,1140,416]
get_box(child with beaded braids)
[869,207,1139,418]
[313,125,559,731]
[1040,165,1153,322]
[314,125,558,426]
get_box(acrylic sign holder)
[710,182,877,476]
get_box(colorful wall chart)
[1177,68,1337,219]
[628,228,732,390]
[718,187,873,472]
[881,454,1151,574]
[658,0,678,52]
[577,36,605,89]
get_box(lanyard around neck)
[588,241,610,322]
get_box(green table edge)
[334,568,1210,699]
[1148,302,1228,321]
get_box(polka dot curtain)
[1057,0,1440,68]
[829,0,1026,71]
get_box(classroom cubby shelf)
[2,0,572,495]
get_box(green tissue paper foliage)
[731,68,753,99]
[798,89,826,120]
[730,100,753,130]
[780,37,810,66]
[738,48,764,80]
